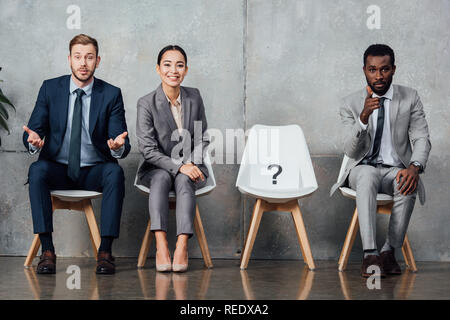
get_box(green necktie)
[67,88,85,181]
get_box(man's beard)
[71,67,95,83]
[367,76,392,96]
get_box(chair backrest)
[236,124,318,199]
[134,151,216,197]
[337,154,350,183]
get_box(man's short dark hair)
[364,44,395,66]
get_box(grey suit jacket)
[136,84,210,185]
[330,84,431,205]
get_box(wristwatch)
[410,161,423,173]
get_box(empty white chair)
[135,153,216,268]
[336,154,417,272]
[24,190,102,268]
[236,124,317,270]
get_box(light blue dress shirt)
[29,77,124,165]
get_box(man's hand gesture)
[360,86,381,125]
[107,132,128,151]
[23,126,44,148]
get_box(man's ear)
[96,56,101,68]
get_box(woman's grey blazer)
[136,84,210,185]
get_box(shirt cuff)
[358,117,368,130]
[110,145,125,158]
[28,143,40,155]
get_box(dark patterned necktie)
[67,89,85,181]
[363,97,386,165]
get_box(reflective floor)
[0,257,448,300]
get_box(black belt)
[362,162,392,168]
[376,163,392,168]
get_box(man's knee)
[28,160,51,182]
[103,163,125,184]
[392,179,418,198]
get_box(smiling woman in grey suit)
[136,45,209,272]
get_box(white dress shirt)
[358,84,402,167]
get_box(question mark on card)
[268,164,282,184]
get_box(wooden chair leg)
[291,204,316,270]
[83,199,101,257]
[137,220,153,268]
[240,199,264,270]
[338,207,359,272]
[194,204,213,269]
[402,234,417,272]
[401,244,411,269]
[24,235,41,268]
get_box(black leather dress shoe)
[96,251,115,275]
[380,250,402,275]
[37,250,56,274]
[361,255,386,278]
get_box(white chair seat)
[50,190,102,202]
[237,185,317,203]
[339,186,393,205]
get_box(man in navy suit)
[23,34,130,275]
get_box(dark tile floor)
[0,257,448,300]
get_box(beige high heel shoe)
[172,252,188,273]
[156,250,172,272]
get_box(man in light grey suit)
[330,44,431,277]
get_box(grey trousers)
[348,164,417,251]
[141,168,207,237]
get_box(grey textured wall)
[0,0,448,262]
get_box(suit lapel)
[89,78,104,137]
[389,85,400,141]
[181,87,192,133]
[57,76,71,135]
[155,84,179,139]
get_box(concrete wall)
[0,0,448,262]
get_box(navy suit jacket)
[23,75,131,162]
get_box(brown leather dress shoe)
[96,251,115,275]
[37,250,56,274]
[380,250,402,275]
[361,255,386,278]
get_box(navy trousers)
[28,159,125,237]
